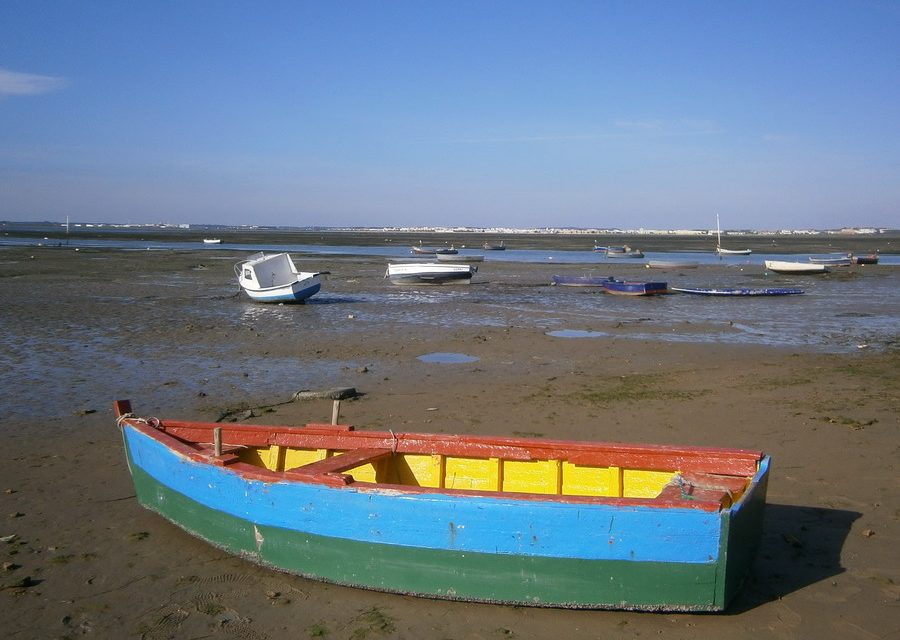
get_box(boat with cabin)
[234,252,325,303]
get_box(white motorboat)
[234,252,325,303]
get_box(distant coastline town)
[5,221,894,236]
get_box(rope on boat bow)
[116,413,161,429]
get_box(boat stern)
[713,455,771,609]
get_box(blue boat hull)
[671,287,804,297]
[602,280,668,296]
[245,280,321,303]
[117,417,770,611]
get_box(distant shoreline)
[2,221,897,254]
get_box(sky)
[1,1,899,230]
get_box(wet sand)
[1,246,898,639]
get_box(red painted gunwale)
[115,400,763,512]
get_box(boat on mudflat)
[764,260,830,275]
[671,287,804,297]
[602,278,668,296]
[386,262,476,285]
[604,245,644,258]
[436,252,484,263]
[809,255,851,267]
[114,399,770,611]
[714,214,752,255]
[551,274,613,287]
[411,243,457,255]
[483,241,506,250]
[646,260,698,269]
[850,253,879,265]
[202,238,222,244]
[234,252,325,303]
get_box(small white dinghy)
[235,252,325,303]
[764,260,830,275]
[386,262,477,285]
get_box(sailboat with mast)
[715,214,752,255]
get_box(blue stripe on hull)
[248,282,320,303]
[125,427,722,564]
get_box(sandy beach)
[1,245,898,639]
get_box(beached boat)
[715,215,751,255]
[551,274,612,287]
[670,287,804,297]
[605,245,644,258]
[809,255,851,267]
[646,260,698,269]
[113,399,770,611]
[234,252,324,303]
[386,262,476,285]
[602,278,668,296]
[436,252,484,263]
[850,253,879,265]
[764,260,830,275]
[202,238,222,244]
[412,242,457,255]
[483,241,506,250]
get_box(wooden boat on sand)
[234,252,325,303]
[114,400,770,611]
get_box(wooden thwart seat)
[285,448,394,485]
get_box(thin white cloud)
[0,68,68,97]
[445,119,725,145]
[615,119,664,131]
[446,133,620,144]
[617,118,723,136]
